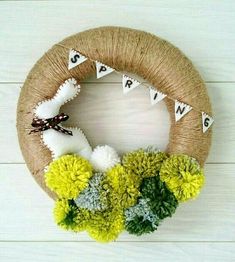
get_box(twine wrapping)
[16,26,212,199]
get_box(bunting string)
[56,43,214,133]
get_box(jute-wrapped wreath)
[17,26,213,242]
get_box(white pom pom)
[90,145,120,172]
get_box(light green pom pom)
[122,148,168,178]
[160,154,205,202]
[45,154,93,199]
[104,164,141,209]
[87,209,124,243]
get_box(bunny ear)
[34,78,80,119]
[54,78,80,104]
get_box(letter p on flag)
[95,61,114,79]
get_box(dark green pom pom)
[125,215,158,236]
[125,198,160,235]
[125,175,178,236]
[141,176,178,220]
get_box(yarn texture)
[122,148,168,178]
[45,154,93,199]
[104,164,141,209]
[160,154,205,201]
[125,175,178,235]
[75,173,107,211]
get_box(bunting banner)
[67,48,214,133]
[149,88,167,105]
[122,75,141,94]
[175,101,192,122]
[68,49,87,70]
[96,61,114,79]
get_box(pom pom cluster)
[45,146,205,242]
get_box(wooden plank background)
[0,1,234,261]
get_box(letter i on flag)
[122,75,141,94]
[175,101,192,121]
[202,112,214,133]
[68,49,87,70]
[149,87,167,105]
[95,61,114,79]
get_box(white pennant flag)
[149,87,167,105]
[202,112,214,133]
[96,61,114,79]
[68,49,87,70]
[175,100,192,122]
[122,75,141,94]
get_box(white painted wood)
[0,83,234,163]
[0,164,234,241]
[0,242,234,262]
[0,1,235,82]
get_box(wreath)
[17,26,213,242]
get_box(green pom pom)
[104,164,141,209]
[125,215,158,236]
[45,154,93,199]
[160,154,205,202]
[141,176,178,219]
[122,148,168,178]
[125,176,178,236]
[54,199,90,231]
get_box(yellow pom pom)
[45,154,93,199]
[87,209,124,243]
[104,164,141,209]
[122,149,168,178]
[160,154,205,202]
[54,199,90,231]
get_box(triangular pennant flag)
[202,112,214,133]
[96,61,114,79]
[175,100,192,122]
[122,75,141,94]
[149,87,167,105]
[68,49,87,70]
